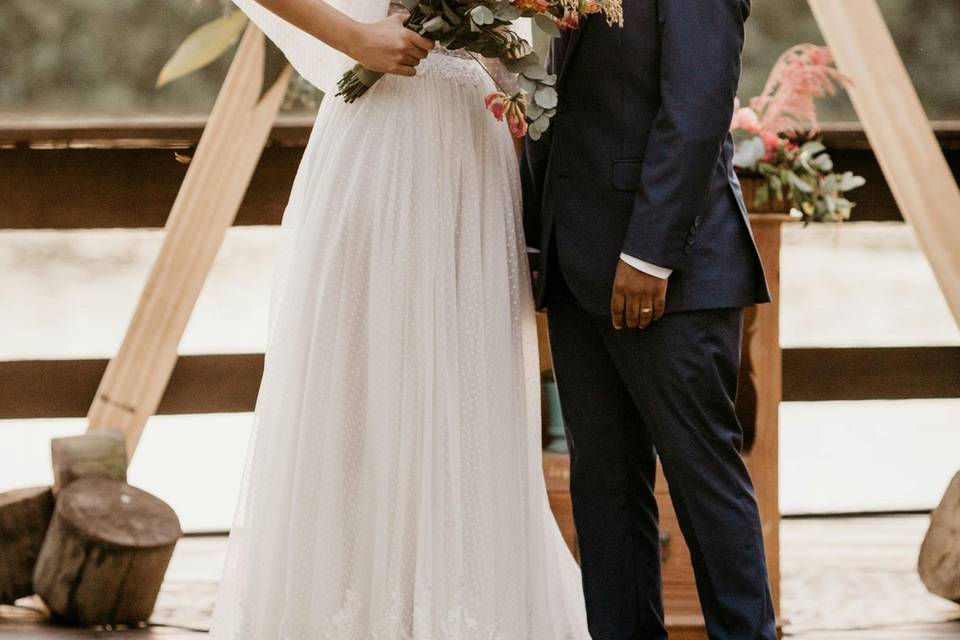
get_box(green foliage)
[749,139,866,223]
[156,9,248,88]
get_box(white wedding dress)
[207,4,589,639]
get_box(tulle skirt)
[208,52,589,639]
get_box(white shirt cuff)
[619,253,673,280]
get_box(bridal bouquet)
[731,44,865,222]
[336,0,624,139]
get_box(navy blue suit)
[521,1,777,637]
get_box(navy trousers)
[546,269,776,640]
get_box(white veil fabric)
[230,0,390,94]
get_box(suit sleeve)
[520,140,547,249]
[620,0,748,270]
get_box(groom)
[522,0,776,638]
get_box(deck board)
[2,516,958,638]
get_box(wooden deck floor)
[2,515,958,639]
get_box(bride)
[207,0,589,637]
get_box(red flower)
[485,91,529,138]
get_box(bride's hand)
[348,13,435,77]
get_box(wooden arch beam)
[808,0,960,326]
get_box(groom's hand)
[611,259,667,330]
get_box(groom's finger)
[611,291,626,330]
[653,289,666,322]
[625,295,641,329]
[639,294,654,329]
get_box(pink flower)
[485,91,529,138]
[749,44,850,137]
[761,131,781,162]
[484,91,510,121]
[506,102,528,138]
[556,11,580,29]
[731,107,762,134]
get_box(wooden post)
[85,26,291,458]
[743,214,788,621]
[808,0,960,326]
[51,431,127,495]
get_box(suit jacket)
[521,0,771,315]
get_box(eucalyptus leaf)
[423,16,448,32]
[801,140,827,155]
[528,127,542,141]
[534,14,562,38]
[503,52,539,73]
[839,172,866,192]
[732,136,765,169]
[156,10,248,87]
[526,101,544,120]
[534,86,558,109]
[539,73,557,86]
[787,171,814,193]
[470,5,495,25]
[811,152,834,172]
[523,64,547,80]
[494,4,522,20]
[518,75,537,93]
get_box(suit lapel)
[556,19,588,82]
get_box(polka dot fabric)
[208,51,589,640]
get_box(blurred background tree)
[1,0,958,119]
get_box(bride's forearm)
[252,0,362,58]
[251,0,434,75]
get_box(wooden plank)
[2,128,959,229]
[808,0,960,325]
[783,347,960,402]
[1,346,957,420]
[84,26,291,458]
[0,147,299,229]
[0,355,263,419]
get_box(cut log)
[33,477,182,626]
[0,486,54,604]
[51,431,127,494]
[919,471,960,602]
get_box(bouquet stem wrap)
[337,64,387,102]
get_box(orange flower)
[514,0,549,12]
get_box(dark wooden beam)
[0,354,263,419]
[1,347,957,420]
[2,121,959,229]
[782,346,960,402]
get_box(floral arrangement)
[337,0,624,139]
[731,44,865,222]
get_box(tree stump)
[0,486,54,604]
[33,477,182,626]
[51,431,127,495]
[919,471,960,602]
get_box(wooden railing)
[1,119,958,421]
